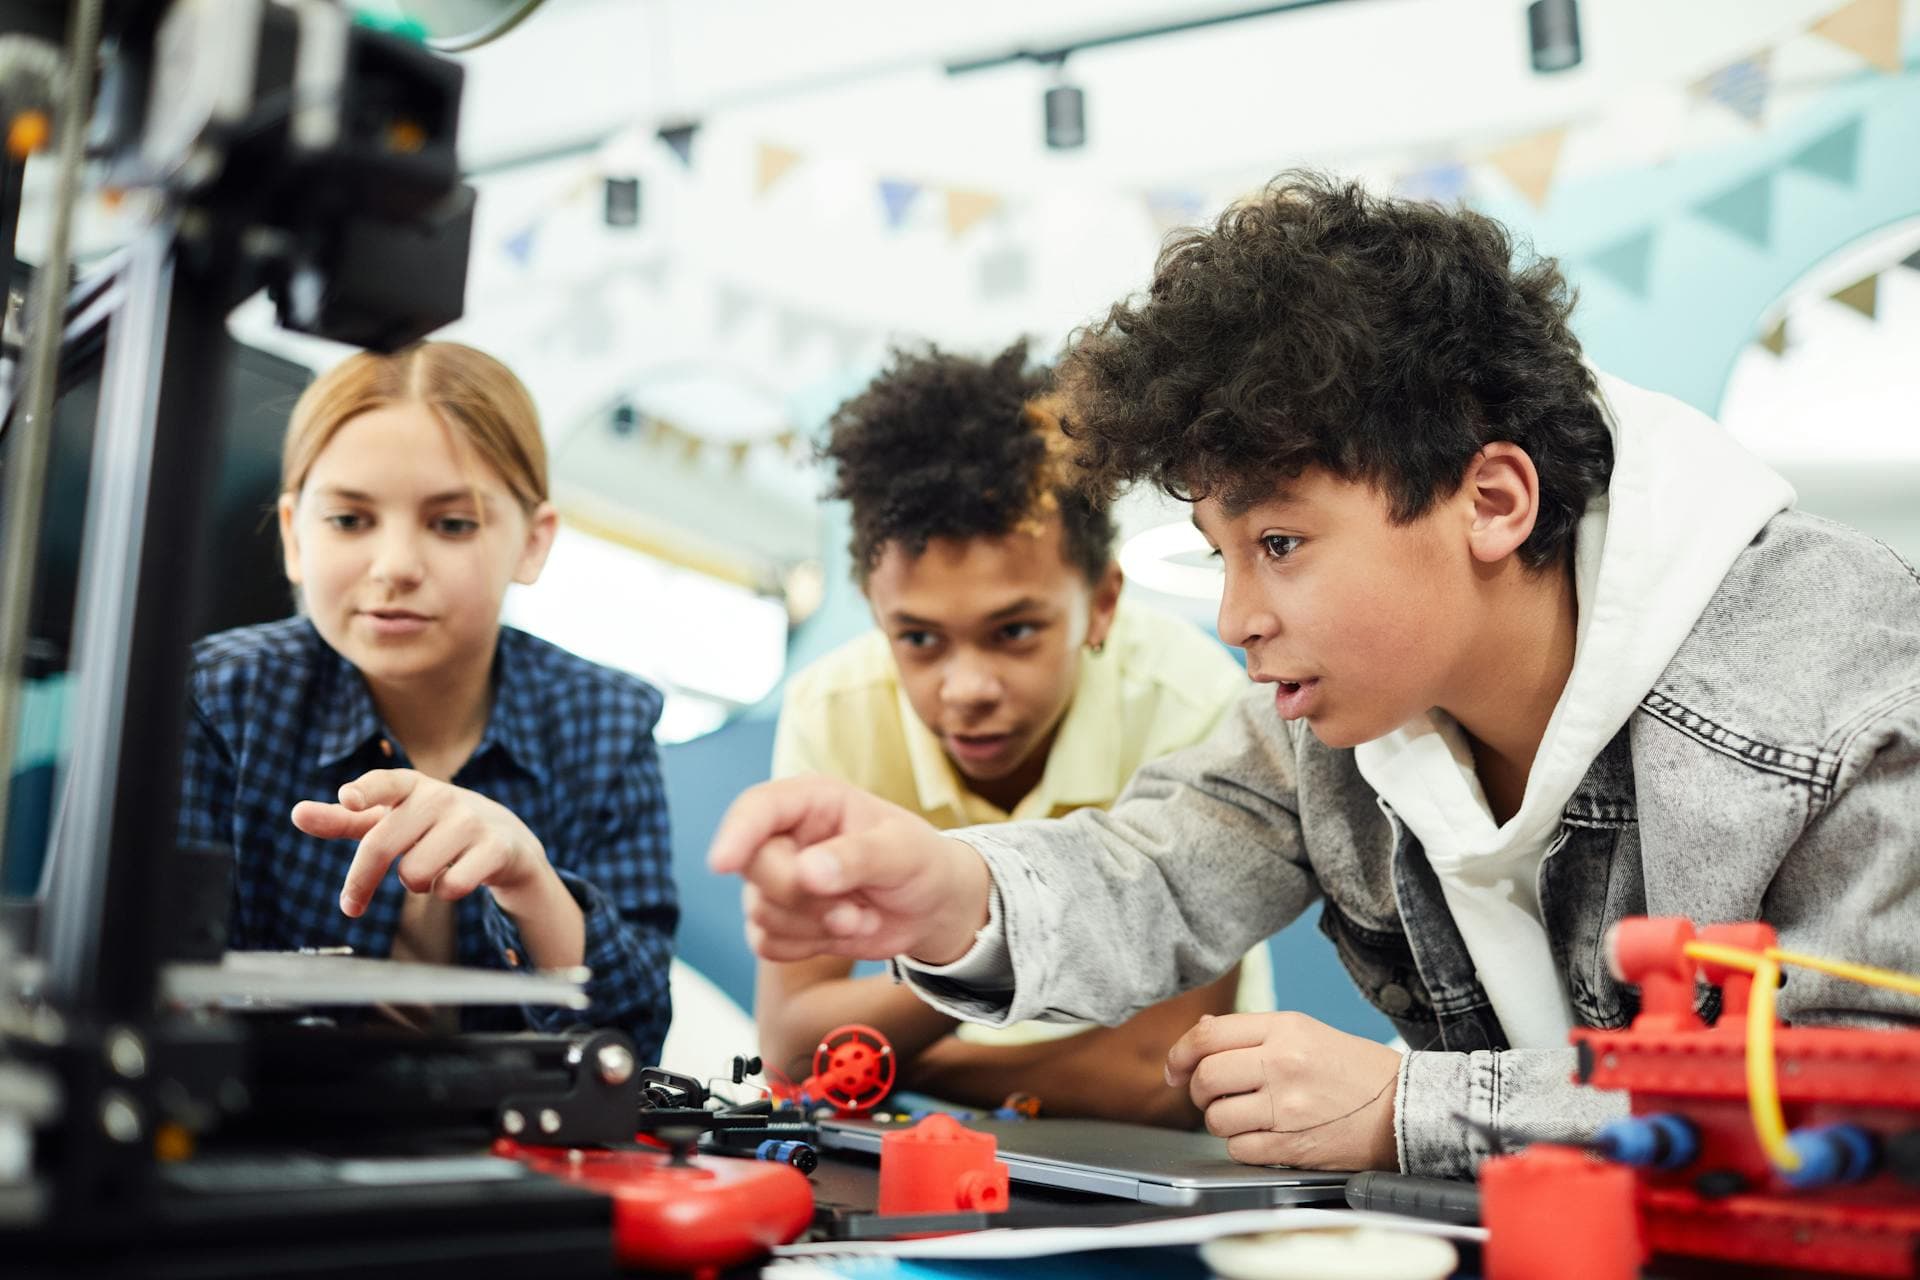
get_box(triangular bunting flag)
[1786,118,1862,186]
[878,179,921,230]
[1831,273,1878,319]
[1584,229,1656,297]
[564,170,599,204]
[944,189,1002,239]
[1693,173,1774,248]
[1758,317,1788,355]
[502,224,537,267]
[1810,0,1903,73]
[1144,189,1208,235]
[1394,164,1470,206]
[1902,248,1920,273]
[728,440,753,469]
[1485,128,1565,208]
[756,144,802,196]
[1693,50,1772,125]
[658,122,698,168]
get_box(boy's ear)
[277,493,303,585]
[513,501,561,585]
[1085,561,1123,650]
[1463,443,1541,565]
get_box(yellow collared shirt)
[771,597,1274,1041]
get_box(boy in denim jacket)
[712,174,1920,1177]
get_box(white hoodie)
[1353,373,1796,1049]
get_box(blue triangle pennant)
[658,122,698,169]
[1395,163,1470,206]
[1584,229,1656,298]
[878,179,921,230]
[502,224,537,267]
[1144,188,1207,233]
[1698,53,1772,125]
[1693,173,1774,248]
[1786,118,1862,187]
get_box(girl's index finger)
[339,768,424,811]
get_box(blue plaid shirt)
[179,617,675,1062]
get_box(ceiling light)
[1527,0,1582,73]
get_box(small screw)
[595,1042,635,1086]
[501,1108,526,1135]
[539,1108,562,1135]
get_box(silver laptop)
[815,1115,1349,1207]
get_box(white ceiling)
[452,0,1845,183]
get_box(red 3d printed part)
[877,1112,1011,1217]
[794,1023,896,1114]
[1481,1145,1644,1280]
[1481,916,1920,1280]
[497,1137,813,1278]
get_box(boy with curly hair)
[757,340,1266,1126]
[718,175,1920,1176]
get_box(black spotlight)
[1044,82,1086,149]
[610,401,637,436]
[604,175,641,227]
[1528,0,1581,73]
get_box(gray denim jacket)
[904,511,1920,1178]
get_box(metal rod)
[0,0,102,868]
[944,0,1361,75]
[41,218,237,1018]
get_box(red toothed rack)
[1481,917,1920,1280]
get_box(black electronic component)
[1692,1169,1748,1200]
[1888,1129,1920,1187]
[1344,1171,1481,1225]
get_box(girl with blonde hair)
[179,342,674,1055]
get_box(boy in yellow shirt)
[758,341,1263,1127]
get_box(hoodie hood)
[1354,372,1795,1047]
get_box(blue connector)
[1782,1125,1878,1190]
[1593,1114,1700,1170]
[756,1139,819,1174]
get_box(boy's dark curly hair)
[824,340,1116,586]
[1059,171,1612,569]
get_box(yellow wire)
[1681,940,1764,974]
[1766,948,1920,1000]
[1674,937,1920,1174]
[1745,957,1799,1172]
[1677,941,1800,1172]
